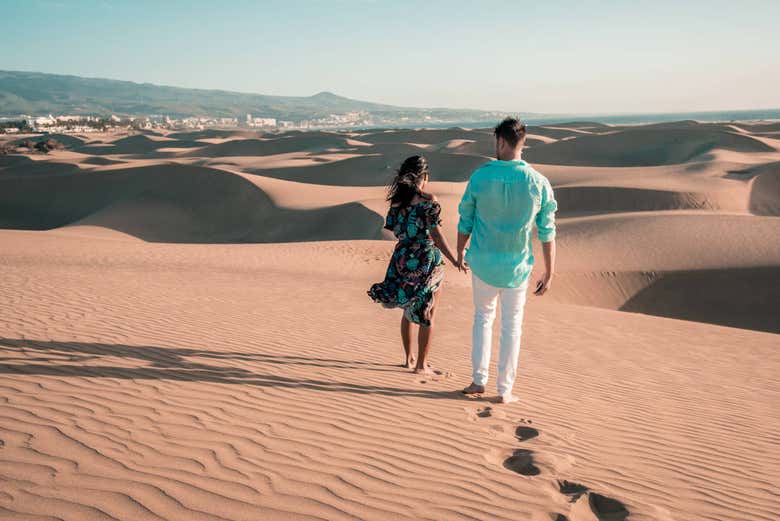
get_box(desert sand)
[0,121,778,520]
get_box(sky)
[2,0,779,114]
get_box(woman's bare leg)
[415,289,441,374]
[400,315,415,368]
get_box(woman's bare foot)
[403,356,416,369]
[414,365,434,375]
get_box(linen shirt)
[457,159,557,288]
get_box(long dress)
[367,199,445,326]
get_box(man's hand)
[456,255,469,274]
[533,272,553,296]
[456,232,471,275]
[535,240,556,296]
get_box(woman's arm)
[431,227,467,273]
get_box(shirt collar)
[490,158,527,166]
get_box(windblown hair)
[494,117,527,149]
[387,155,429,207]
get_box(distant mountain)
[0,70,508,122]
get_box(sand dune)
[244,148,489,185]
[81,155,126,165]
[553,186,716,213]
[188,132,360,158]
[0,162,383,242]
[168,129,264,141]
[535,213,780,332]
[542,121,612,129]
[445,135,549,156]
[1,121,779,521]
[743,161,780,215]
[526,125,775,166]
[0,155,81,179]
[731,121,780,135]
[355,127,492,145]
[529,126,599,140]
[76,134,203,156]
[10,132,86,149]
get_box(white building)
[247,116,277,128]
[35,115,56,127]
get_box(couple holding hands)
[369,117,557,404]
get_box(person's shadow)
[0,337,463,400]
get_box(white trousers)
[471,273,529,396]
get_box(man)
[456,117,557,404]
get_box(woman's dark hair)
[387,155,429,207]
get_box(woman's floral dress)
[367,199,445,326]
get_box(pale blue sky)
[2,0,779,113]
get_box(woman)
[368,155,463,374]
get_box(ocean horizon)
[337,108,780,131]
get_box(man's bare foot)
[497,393,519,404]
[414,365,434,375]
[462,382,486,395]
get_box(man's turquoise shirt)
[457,159,557,288]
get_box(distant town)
[0,110,492,135]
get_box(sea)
[346,108,780,130]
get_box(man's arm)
[534,240,555,295]
[456,232,470,272]
[456,180,475,273]
[534,179,558,296]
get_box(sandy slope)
[0,122,778,520]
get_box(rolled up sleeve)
[536,179,557,242]
[457,180,476,234]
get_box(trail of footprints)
[474,406,630,521]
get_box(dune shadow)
[76,135,203,156]
[183,132,355,158]
[525,126,773,166]
[246,147,488,186]
[0,155,81,177]
[0,162,385,243]
[619,266,780,333]
[554,186,714,214]
[0,338,464,400]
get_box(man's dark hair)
[494,117,527,149]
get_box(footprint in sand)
[587,493,630,521]
[515,425,539,441]
[477,406,492,418]
[557,480,589,502]
[416,369,453,384]
[503,448,541,476]
[501,417,543,476]
[497,421,629,521]
[556,480,630,521]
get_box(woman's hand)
[432,226,467,274]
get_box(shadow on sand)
[0,338,463,400]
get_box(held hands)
[533,272,553,296]
[446,253,469,274]
[455,254,469,274]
